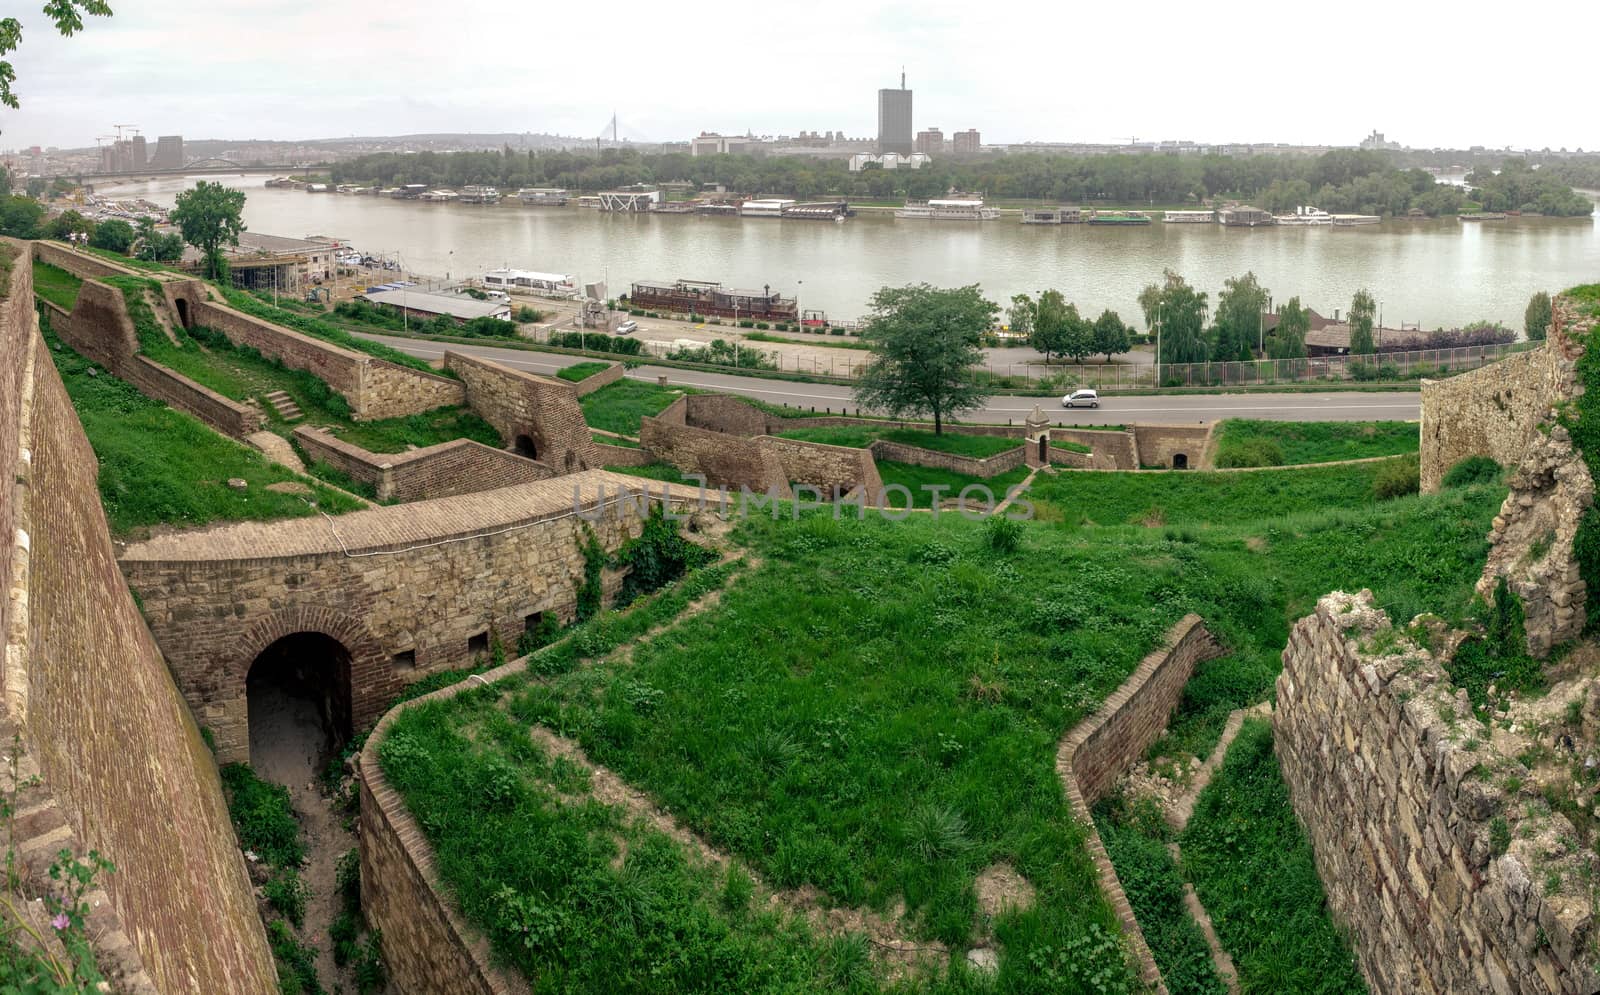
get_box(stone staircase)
[262,390,303,422]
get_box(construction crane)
[113,124,139,139]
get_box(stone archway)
[515,434,539,460]
[174,297,191,329]
[247,632,354,768]
[1173,453,1189,470]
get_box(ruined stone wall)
[592,441,656,467]
[759,437,884,502]
[1275,591,1598,995]
[32,239,142,280]
[571,361,626,397]
[1132,424,1211,469]
[119,473,699,763]
[186,295,369,398]
[1057,615,1222,994]
[3,242,278,992]
[683,392,775,435]
[293,427,551,502]
[1419,337,1564,493]
[445,351,600,473]
[49,278,139,370]
[362,358,468,420]
[640,414,792,497]
[867,438,1027,478]
[126,357,265,437]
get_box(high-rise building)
[953,129,981,156]
[153,135,184,169]
[877,73,913,156]
[130,134,147,169]
[915,128,944,156]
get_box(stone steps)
[262,390,302,422]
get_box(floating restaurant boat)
[694,203,740,216]
[1273,206,1333,226]
[629,279,797,321]
[1218,206,1274,227]
[1022,206,1083,224]
[482,268,578,297]
[1163,210,1215,223]
[1087,210,1152,225]
[781,201,852,221]
[420,189,459,202]
[517,187,570,206]
[458,185,501,204]
[1331,214,1381,226]
[1459,212,1508,221]
[740,199,795,218]
[895,198,1000,220]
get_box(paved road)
[359,332,1422,426]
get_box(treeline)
[330,148,1478,215]
[1468,160,1595,215]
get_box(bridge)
[118,470,699,763]
[72,162,330,182]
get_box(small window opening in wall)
[392,650,416,673]
[524,612,544,633]
[468,631,489,658]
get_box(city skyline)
[3,0,1598,153]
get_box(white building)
[847,152,932,172]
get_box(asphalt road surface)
[359,332,1422,426]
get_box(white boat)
[740,199,795,218]
[459,185,500,204]
[1273,206,1333,226]
[1331,214,1381,226]
[1163,210,1216,223]
[895,198,1000,221]
[517,187,570,206]
[420,189,458,202]
[482,268,579,298]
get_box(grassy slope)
[382,469,1501,991]
[556,361,613,383]
[1180,719,1366,993]
[579,380,692,437]
[32,259,82,311]
[876,461,1033,510]
[776,426,1022,459]
[39,308,363,537]
[1213,419,1419,466]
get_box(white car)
[1062,389,1100,409]
[616,319,639,334]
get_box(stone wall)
[867,438,1027,479]
[1055,428,1138,469]
[48,278,139,370]
[362,357,469,420]
[126,357,265,437]
[1132,424,1211,469]
[1057,615,1223,994]
[591,441,656,467]
[641,413,792,498]
[570,361,626,397]
[32,239,143,280]
[1275,591,1599,995]
[3,241,279,992]
[293,427,552,502]
[445,351,600,473]
[759,437,884,503]
[118,472,701,763]
[1046,444,1094,469]
[1419,334,1565,493]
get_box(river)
[100,174,1599,330]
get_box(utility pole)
[1156,303,1162,388]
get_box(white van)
[1062,389,1100,409]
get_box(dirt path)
[249,684,357,990]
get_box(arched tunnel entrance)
[246,632,354,777]
[514,434,539,459]
[174,297,191,329]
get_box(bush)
[219,764,304,869]
[1214,437,1283,468]
[1442,455,1501,489]
[983,515,1024,553]
[264,870,310,928]
[755,321,769,330]
[516,305,542,323]
[1373,455,1419,500]
[616,506,715,606]
[739,319,755,328]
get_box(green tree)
[24,176,45,199]
[1092,309,1131,362]
[1007,293,1036,338]
[1525,291,1553,342]
[1137,282,1163,329]
[171,181,247,280]
[1269,297,1310,360]
[0,194,42,237]
[1058,302,1094,364]
[133,217,183,262]
[42,208,93,241]
[1148,269,1209,366]
[1032,289,1071,362]
[0,167,9,196]
[0,1,111,109]
[1348,289,1377,355]
[853,283,997,435]
[89,217,134,254]
[1212,271,1270,362]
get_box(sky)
[5,0,1599,152]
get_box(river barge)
[1460,212,1508,221]
[459,185,501,204]
[629,279,797,321]
[895,198,1000,220]
[1087,211,1152,225]
[1022,207,1083,224]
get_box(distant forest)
[328,148,1596,217]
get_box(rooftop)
[360,288,511,320]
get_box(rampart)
[1132,424,1211,469]
[4,240,278,991]
[759,436,884,501]
[32,239,143,280]
[570,361,626,397]
[293,426,553,502]
[641,400,792,497]
[867,437,1027,478]
[1056,615,1223,993]
[118,472,701,763]
[444,351,600,472]
[1275,591,1599,995]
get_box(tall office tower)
[877,72,913,156]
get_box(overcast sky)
[6,0,1598,152]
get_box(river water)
[101,174,1599,330]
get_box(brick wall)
[445,351,601,473]
[50,278,140,371]
[1132,424,1211,469]
[641,415,792,497]
[1046,444,1094,468]
[592,441,656,466]
[1275,591,1599,995]
[32,239,142,281]
[185,295,368,396]
[867,438,1027,479]
[362,358,468,419]
[118,473,701,763]
[294,427,552,502]
[571,361,626,397]
[127,357,264,437]
[1057,615,1223,994]
[1055,428,1137,469]
[3,241,278,992]
[759,437,884,502]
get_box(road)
[358,332,1423,426]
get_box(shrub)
[1442,455,1501,489]
[264,870,310,927]
[739,319,755,328]
[219,764,304,869]
[516,305,542,322]
[984,514,1025,553]
[755,321,769,330]
[518,614,563,656]
[616,506,714,605]
[1373,455,1420,500]
[1214,437,1284,468]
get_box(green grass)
[745,330,873,350]
[0,242,13,297]
[595,432,640,448]
[39,307,363,537]
[375,464,1501,991]
[1212,420,1418,467]
[580,379,693,436]
[31,259,83,311]
[776,426,1022,459]
[875,461,1033,509]
[556,361,614,383]
[218,286,446,375]
[1180,719,1366,993]
[1028,460,1402,528]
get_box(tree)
[1007,293,1036,338]
[0,195,42,238]
[171,181,247,280]
[134,217,184,263]
[1032,289,1071,362]
[1092,310,1131,363]
[24,176,44,200]
[1137,282,1163,329]
[1270,297,1310,360]
[42,209,92,241]
[1349,289,1377,355]
[853,283,997,435]
[1058,303,1095,364]
[1212,271,1270,362]
[0,1,111,109]
[1525,291,1553,342]
[1148,269,1209,366]
[89,217,134,254]
[0,168,9,196]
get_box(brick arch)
[235,606,397,743]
